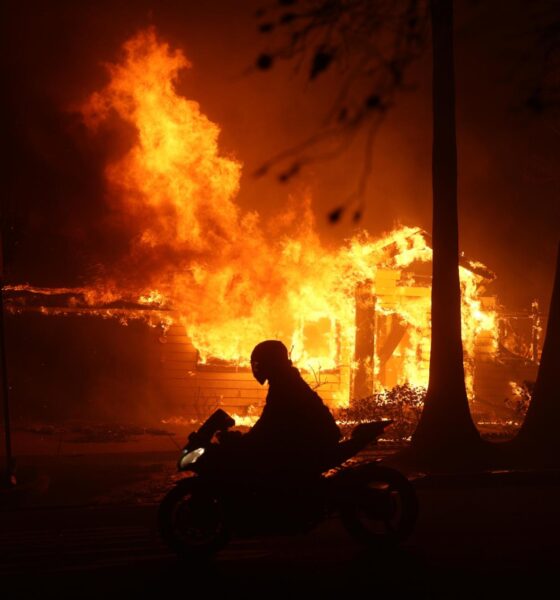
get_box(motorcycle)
[158,409,418,558]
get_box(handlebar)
[185,409,236,451]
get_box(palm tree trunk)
[411,0,481,458]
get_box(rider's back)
[245,366,341,471]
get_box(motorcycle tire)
[158,479,229,559]
[339,464,418,547]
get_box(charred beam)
[352,281,376,400]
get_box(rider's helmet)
[250,340,291,385]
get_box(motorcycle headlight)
[178,447,205,470]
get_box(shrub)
[337,383,426,443]
[503,380,534,421]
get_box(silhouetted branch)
[254,0,430,222]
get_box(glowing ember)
[11,28,501,408]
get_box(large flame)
[68,28,499,406]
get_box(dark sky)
[2,0,559,313]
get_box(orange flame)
[70,28,500,406]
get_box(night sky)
[2,0,559,313]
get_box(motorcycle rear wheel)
[339,465,418,546]
[158,480,228,559]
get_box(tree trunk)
[410,0,481,460]
[513,242,560,457]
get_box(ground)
[2,434,560,598]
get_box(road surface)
[2,470,560,598]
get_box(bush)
[503,380,534,421]
[337,384,426,443]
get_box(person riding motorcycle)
[226,340,341,476]
[159,342,417,556]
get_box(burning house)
[153,248,539,429]
[4,28,541,431]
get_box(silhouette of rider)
[240,340,341,474]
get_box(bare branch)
[253,0,430,221]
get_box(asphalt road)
[2,472,560,598]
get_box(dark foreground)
[2,451,560,598]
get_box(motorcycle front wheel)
[158,479,228,559]
[339,465,418,547]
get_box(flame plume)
[35,27,498,406]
